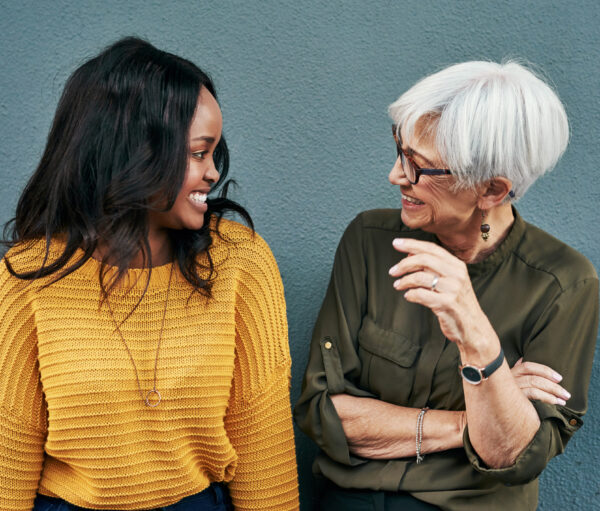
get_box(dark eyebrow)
[404,145,436,168]
[191,136,216,143]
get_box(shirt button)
[324,341,332,350]
[569,419,578,426]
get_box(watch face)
[461,365,483,384]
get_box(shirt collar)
[399,206,526,278]
[466,206,525,278]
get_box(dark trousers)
[33,483,233,511]
[318,480,440,511]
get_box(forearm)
[459,337,541,468]
[331,393,465,459]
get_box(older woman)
[294,61,598,511]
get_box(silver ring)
[430,275,439,291]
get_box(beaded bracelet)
[416,407,429,464]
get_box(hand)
[389,238,495,350]
[511,358,571,406]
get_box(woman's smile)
[187,190,209,212]
[401,192,425,206]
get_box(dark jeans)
[318,479,440,511]
[33,483,233,511]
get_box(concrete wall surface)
[1,1,598,509]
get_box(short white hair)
[388,60,569,200]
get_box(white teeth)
[402,194,424,205]
[189,192,207,204]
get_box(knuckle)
[529,388,543,400]
[522,389,534,399]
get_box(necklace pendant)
[145,389,162,407]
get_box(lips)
[402,193,424,205]
[188,191,207,205]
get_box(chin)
[401,209,438,234]
[183,220,206,231]
[401,208,423,228]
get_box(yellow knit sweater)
[0,219,299,510]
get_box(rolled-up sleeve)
[464,277,599,485]
[293,215,374,466]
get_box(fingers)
[519,386,569,406]
[402,286,449,308]
[392,271,442,292]
[392,238,453,259]
[511,359,563,383]
[511,360,570,405]
[520,375,571,402]
[389,253,451,280]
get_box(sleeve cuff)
[317,393,371,467]
[463,400,582,485]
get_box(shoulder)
[210,217,280,278]
[353,208,405,232]
[515,221,598,291]
[0,239,57,291]
[338,209,420,251]
[2,239,52,274]
[338,209,404,241]
[211,217,273,258]
[210,216,255,244]
[0,242,49,318]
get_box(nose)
[205,159,220,185]
[389,156,409,186]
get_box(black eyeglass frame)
[391,124,452,184]
[391,123,516,198]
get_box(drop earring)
[480,211,490,241]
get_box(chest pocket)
[357,316,421,404]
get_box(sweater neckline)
[73,249,179,291]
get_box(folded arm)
[330,355,567,461]
[391,237,599,473]
[331,394,465,459]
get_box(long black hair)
[2,37,252,297]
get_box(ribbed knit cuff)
[225,364,299,510]
[0,408,46,510]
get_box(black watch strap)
[481,348,504,378]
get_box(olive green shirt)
[294,208,599,511]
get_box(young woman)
[0,37,299,511]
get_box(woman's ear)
[477,177,513,209]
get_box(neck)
[436,203,514,264]
[93,229,173,269]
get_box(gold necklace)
[106,264,174,407]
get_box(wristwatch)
[459,348,504,385]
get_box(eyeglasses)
[391,124,452,184]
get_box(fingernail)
[552,372,563,382]
[561,390,571,399]
[393,238,404,247]
[394,280,402,289]
[389,265,397,275]
[556,398,566,406]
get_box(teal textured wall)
[1,1,598,509]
